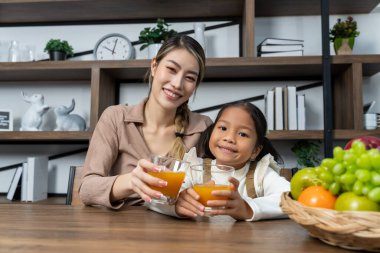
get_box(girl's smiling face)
[209,106,262,169]
[150,48,199,112]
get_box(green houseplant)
[329,16,360,55]
[138,18,177,58]
[44,39,74,61]
[291,140,321,170]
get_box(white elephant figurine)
[54,99,86,131]
[20,91,50,131]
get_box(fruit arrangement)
[290,136,380,212]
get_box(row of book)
[265,86,306,130]
[257,37,304,57]
[6,156,49,202]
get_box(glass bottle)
[8,40,20,62]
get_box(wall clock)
[94,33,134,60]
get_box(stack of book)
[257,38,304,57]
[6,156,49,202]
[264,86,305,131]
[377,113,380,128]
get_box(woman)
[79,35,212,209]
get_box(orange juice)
[193,184,230,206]
[148,171,186,197]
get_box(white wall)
[1,11,380,193]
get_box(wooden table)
[0,204,354,253]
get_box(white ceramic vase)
[147,43,162,59]
[193,22,206,52]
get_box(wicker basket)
[280,191,380,252]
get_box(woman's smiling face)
[150,48,199,111]
[209,106,261,169]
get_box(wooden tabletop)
[0,204,354,253]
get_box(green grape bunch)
[291,138,380,211]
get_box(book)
[258,44,304,52]
[297,94,306,130]
[258,50,303,57]
[6,166,23,201]
[287,86,298,130]
[21,162,28,201]
[265,90,274,130]
[259,37,304,46]
[27,156,49,202]
[283,87,288,130]
[274,87,284,130]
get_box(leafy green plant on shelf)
[138,18,177,51]
[44,39,74,60]
[291,140,321,170]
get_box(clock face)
[94,33,134,60]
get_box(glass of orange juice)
[148,155,189,205]
[189,162,235,215]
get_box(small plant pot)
[147,43,162,59]
[333,37,355,55]
[49,51,67,61]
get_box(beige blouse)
[79,99,213,208]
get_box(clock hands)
[112,39,118,54]
[102,46,113,53]
[102,38,118,55]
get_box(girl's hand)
[175,188,205,217]
[207,177,254,220]
[111,159,168,203]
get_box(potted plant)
[329,16,360,55]
[44,39,74,61]
[138,18,177,58]
[291,140,321,173]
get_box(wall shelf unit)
[0,0,378,24]
[0,0,379,145]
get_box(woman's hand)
[175,188,205,217]
[111,159,168,203]
[207,177,253,220]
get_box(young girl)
[175,102,290,221]
[79,35,212,209]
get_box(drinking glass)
[0,41,10,62]
[189,162,235,215]
[148,155,189,205]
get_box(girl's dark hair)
[145,35,206,159]
[196,102,283,164]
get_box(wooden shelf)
[332,54,380,76]
[3,55,380,82]
[256,0,380,17]
[0,131,91,143]
[268,129,380,140]
[1,129,378,143]
[268,130,324,140]
[0,0,378,26]
[333,129,380,139]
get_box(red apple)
[344,136,380,150]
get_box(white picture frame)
[0,109,13,131]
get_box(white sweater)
[147,153,290,221]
